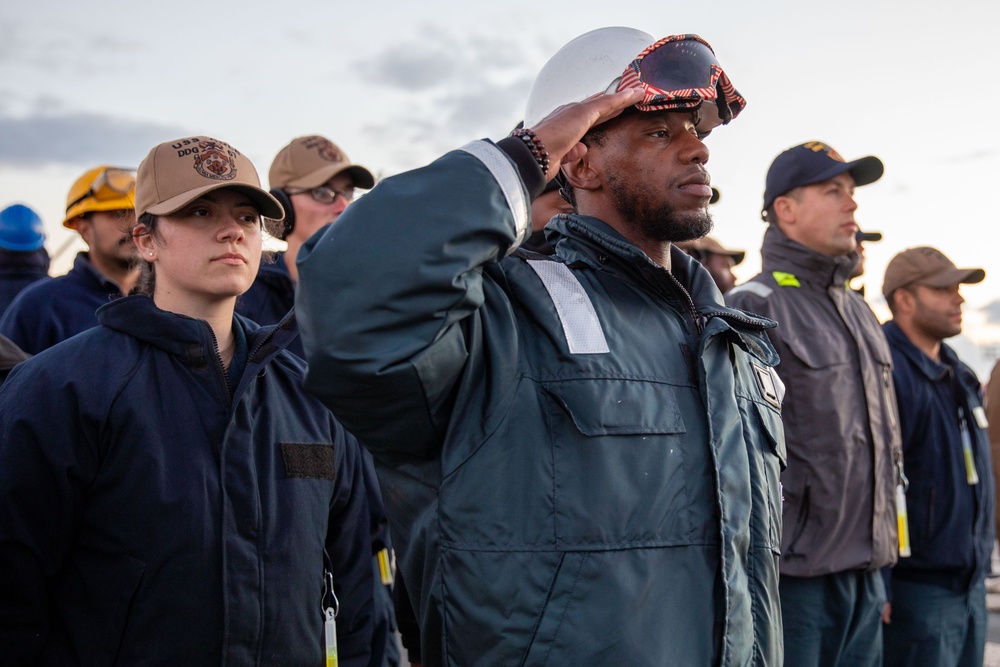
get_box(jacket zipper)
[204,325,234,401]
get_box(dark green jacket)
[297,138,786,666]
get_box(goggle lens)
[635,39,721,94]
[100,168,136,196]
[66,167,136,213]
[616,35,746,129]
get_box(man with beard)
[727,141,902,666]
[879,247,992,667]
[0,167,139,354]
[296,28,786,665]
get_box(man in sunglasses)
[0,166,139,354]
[238,135,375,357]
[727,142,900,666]
[297,28,784,665]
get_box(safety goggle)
[613,34,746,133]
[287,185,355,205]
[66,167,136,212]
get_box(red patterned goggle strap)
[618,34,746,122]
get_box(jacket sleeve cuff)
[496,136,547,200]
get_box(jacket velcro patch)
[771,271,800,287]
[280,442,336,480]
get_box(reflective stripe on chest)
[527,259,610,354]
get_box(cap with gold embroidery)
[268,135,375,191]
[762,141,883,216]
[135,136,284,220]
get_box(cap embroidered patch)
[801,141,844,162]
[193,140,238,180]
[301,135,343,163]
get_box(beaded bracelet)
[511,128,550,175]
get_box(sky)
[3,0,1000,376]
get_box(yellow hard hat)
[63,166,136,228]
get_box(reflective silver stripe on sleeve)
[527,260,610,354]
[727,281,773,299]
[458,140,530,253]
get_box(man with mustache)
[879,247,992,667]
[727,142,902,666]
[297,28,785,665]
[0,166,139,354]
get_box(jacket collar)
[760,225,858,289]
[883,319,960,382]
[0,247,49,273]
[549,214,724,308]
[546,214,778,349]
[96,295,298,367]
[257,251,294,288]
[72,252,125,294]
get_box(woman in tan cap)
[0,136,378,665]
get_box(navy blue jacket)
[883,320,995,592]
[0,248,49,318]
[238,251,399,666]
[0,296,375,665]
[0,252,122,354]
[238,252,302,357]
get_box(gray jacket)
[727,225,901,577]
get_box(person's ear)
[773,196,795,226]
[560,144,601,194]
[73,217,94,246]
[133,224,156,261]
[896,288,917,314]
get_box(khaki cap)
[268,135,375,190]
[882,246,985,301]
[135,136,284,220]
[676,236,745,265]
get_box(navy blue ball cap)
[762,141,884,214]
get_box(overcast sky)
[3,0,1000,375]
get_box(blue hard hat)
[0,204,46,251]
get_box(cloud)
[355,28,546,168]
[0,110,190,168]
[943,149,999,164]
[357,46,456,92]
[981,299,1000,325]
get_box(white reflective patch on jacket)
[526,259,610,354]
[459,141,530,252]
[727,281,773,299]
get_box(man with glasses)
[0,166,138,354]
[238,135,374,356]
[297,28,784,665]
[239,136,402,667]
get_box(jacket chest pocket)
[540,378,704,546]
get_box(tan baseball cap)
[135,136,284,220]
[268,135,375,190]
[882,246,985,301]
[675,236,746,265]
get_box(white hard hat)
[524,27,655,128]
